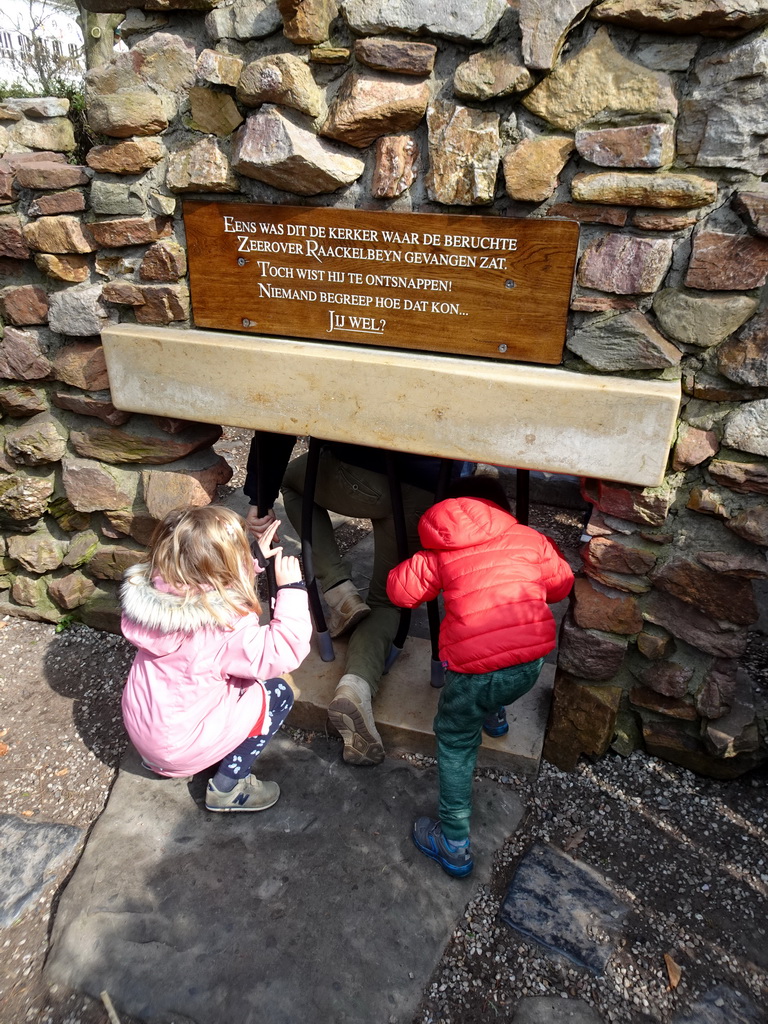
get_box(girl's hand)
[254,517,281,562]
[245,507,278,542]
[272,550,303,587]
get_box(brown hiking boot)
[323,581,371,638]
[327,673,384,766]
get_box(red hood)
[418,497,518,551]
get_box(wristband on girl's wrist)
[276,580,307,590]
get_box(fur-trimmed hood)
[121,563,245,653]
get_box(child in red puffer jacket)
[387,476,573,877]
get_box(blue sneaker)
[412,817,473,877]
[483,707,509,737]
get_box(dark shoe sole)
[327,696,384,766]
[483,723,509,738]
[412,832,474,878]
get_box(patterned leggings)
[216,677,294,781]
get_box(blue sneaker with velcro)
[412,817,473,877]
[483,707,509,737]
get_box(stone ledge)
[102,324,680,486]
[291,635,554,779]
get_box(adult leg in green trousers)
[281,447,434,764]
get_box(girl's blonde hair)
[147,505,261,626]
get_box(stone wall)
[1,0,767,776]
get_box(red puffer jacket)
[386,497,574,674]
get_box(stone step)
[291,634,554,779]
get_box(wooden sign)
[182,201,579,364]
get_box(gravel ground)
[1,431,767,1023]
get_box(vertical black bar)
[302,437,334,661]
[385,453,411,666]
[516,468,530,526]
[253,432,277,620]
[428,458,453,687]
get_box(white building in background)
[0,0,83,90]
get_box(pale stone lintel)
[102,324,681,487]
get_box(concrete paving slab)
[500,841,631,975]
[45,734,524,1024]
[0,814,82,928]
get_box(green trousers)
[435,657,545,841]
[281,448,434,695]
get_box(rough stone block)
[543,670,622,771]
[0,326,52,381]
[139,240,187,282]
[321,71,430,148]
[685,231,768,291]
[371,134,418,199]
[14,162,89,190]
[88,542,145,580]
[577,233,673,294]
[28,190,86,217]
[87,93,171,139]
[454,39,533,100]
[575,123,675,169]
[425,101,500,206]
[51,387,131,427]
[355,38,436,76]
[61,455,139,513]
[523,27,677,131]
[88,216,173,249]
[232,105,365,195]
[342,0,507,43]
[23,215,96,255]
[9,117,75,153]
[0,383,48,417]
[572,576,644,634]
[558,614,629,680]
[166,138,238,193]
[195,48,244,88]
[643,590,749,658]
[48,571,96,610]
[8,523,67,572]
[48,285,111,337]
[0,468,54,525]
[69,417,222,465]
[4,412,67,466]
[33,253,90,283]
[52,342,110,391]
[278,0,339,44]
[0,284,48,325]
[86,138,166,175]
[503,135,573,203]
[237,54,323,118]
[142,452,233,519]
[0,214,31,259]
[188,88,244,138]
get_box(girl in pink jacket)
[121,505,311,813]
[387,477,573,877]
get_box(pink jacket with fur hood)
[120,562,311,777]
[387,497,574,674]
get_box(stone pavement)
[44,736,523,1024]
